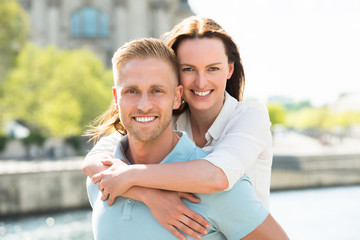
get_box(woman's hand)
[143,189,209,240]
[93,159,133,205]
[82,152,115,178]
[92,160,209,239]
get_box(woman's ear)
[173,85,183,109]
[227,62,235,79]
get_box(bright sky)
[188,0,360,106]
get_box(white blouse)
[88,92,273,209]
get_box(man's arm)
[241,214,289,240]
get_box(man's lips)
[133,116,157,123]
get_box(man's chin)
[130,131,159,143]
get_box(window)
[71,6,108,38]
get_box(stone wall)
[271,154,360,190]
[0,160,89,217]
[1,154,360,217]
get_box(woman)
[83,16,272,240]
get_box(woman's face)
[177,37,234,114]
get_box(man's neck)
[126,128,180,165]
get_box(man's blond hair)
[85,38,179,143]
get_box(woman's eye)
[182,67,193,72]
[209,67,219,71]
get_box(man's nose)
[137,93,153,112]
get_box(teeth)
[135,117,155,123]
[193,90,211,96]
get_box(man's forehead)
[120,83,169,89]
[117,57,178,86]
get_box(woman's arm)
[93,102,271,197]
[201,101,273,208]
[94,159,229,196]
[242,214,289,240]
[202,102,272,190]
[82,132,120,177]
[84,130,229,195]
[82,152,115,177]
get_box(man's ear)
[227,62,235,79]
[173,85,183,109]
[112,87,119,110]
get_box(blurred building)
[17,0,193,64]
[330,92,360,112]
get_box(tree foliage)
[0,0,28,81]
[1,43,113,138]
[285,107,360,131]
[267,104,286,130]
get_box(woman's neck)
[188,93,225,147]
[188,107,221,148]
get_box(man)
[86,38,288,240]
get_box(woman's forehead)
[177,38,228,64]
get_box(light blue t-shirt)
[87,131,268,240]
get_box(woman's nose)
[195,72,207,89]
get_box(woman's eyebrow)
[179,62,223,67]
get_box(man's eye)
[153,89,162,94]
[128,90,136,94]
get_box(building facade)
[17,0,193,64]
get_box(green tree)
[1,43,113,138]
[0,0,28,81]
[267,104,286,131]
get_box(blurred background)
[0,0,359,239]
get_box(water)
[0,210,93,240]
[270,185,360,240]
[1,186,359,240]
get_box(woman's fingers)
[101,159,114,166]
[92,173,102,184]
[172,216,203,239]
[97,181,103,191]
[107,195,116,206]
[179,192,200,203]
[166,225,187,240]
[179,212,208,237]
[182,208,209,232]
[101,189,109,201]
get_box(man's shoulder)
[189,145,208,160]
[162,131,207,164]
[197,175,268,238]
[176,131,208,160]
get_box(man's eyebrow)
[121,84,167,89]
[121,85,139,89]
[149,84,167,88]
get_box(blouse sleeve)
[203,101,273,191]
[87,131,122,156]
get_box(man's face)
[113,57,182,142]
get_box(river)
[1,186,359,240]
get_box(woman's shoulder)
[234,100,269,116]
